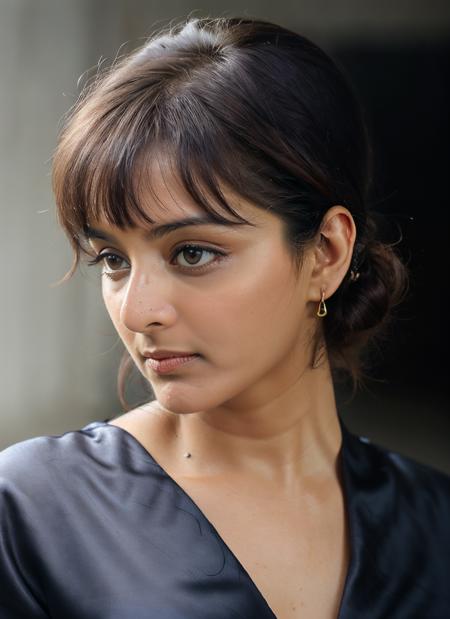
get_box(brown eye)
[173,245,222,269]
[103,254,127,271]
[87,252,129,273]
[180,247,204,265]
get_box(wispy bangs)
[52,73,273,269]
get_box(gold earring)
[317,288,327,318]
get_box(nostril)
[119,299,177,333]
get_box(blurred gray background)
[1,0,449,473]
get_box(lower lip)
[145,354,200,375]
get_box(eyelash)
[86,244,227,279]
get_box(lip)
[141,350,197,360]
[144,354,200,375]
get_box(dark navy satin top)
[0,415,449,618]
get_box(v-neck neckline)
[87,415,357,619]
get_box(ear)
[307,205,357,302]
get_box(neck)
[166,359,343,489]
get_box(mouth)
[144,354,201,375]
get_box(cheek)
[193,252,305,350]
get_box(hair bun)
[324,237,410,388]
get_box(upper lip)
[141,350,197,360]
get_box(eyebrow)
[84,215,250,243]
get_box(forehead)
[89,153,266,231]
[137,156,214,221]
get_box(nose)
[119,270,177,333]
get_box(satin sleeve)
[0,461,50,618]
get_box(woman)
[1,16,449,619]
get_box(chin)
[151,378,240,416]
[151,384,208,415]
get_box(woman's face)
[87,165,318,415]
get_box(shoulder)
[0,418,163,508]
[343,425,450,533]
[367,435,450,500]
[0,422,102,472]
[340,425,450,609]
[0,422,117,504]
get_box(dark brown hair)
[52,16,409,407]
